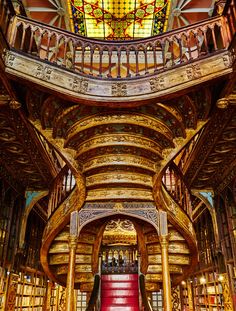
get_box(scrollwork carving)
[186,64,201,80]
[111,83,127,96]
[150,77,165,92]
[69,77,88,94]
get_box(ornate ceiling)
[22,0,214,39]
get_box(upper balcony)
[1,0,235,106]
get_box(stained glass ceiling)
[68,0,170,39]
[23,0,214,40]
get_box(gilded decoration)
[82,154,156,172]
[66,113,173,140]
[86,188,154,201]
[86,172,152,188]
[78,202,158,231]
[4,50,233,104]
[75,134,163,158]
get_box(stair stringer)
[155,184,198,285]
[41,186,86,285]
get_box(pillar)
[186,280,194,311]
[65,211,79,311]
[159,211,172,311]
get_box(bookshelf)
[15,268,47,310]
[181,271,224,311]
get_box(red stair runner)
[101,274,139,311]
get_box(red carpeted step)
[102,306,139,311]
[102,297,139,305]
[101,274,139,311]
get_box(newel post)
[159,211,172,311]
[66,211,79,311]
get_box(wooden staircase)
[48,222,105,290]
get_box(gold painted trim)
[76,134,163,158]
[83,154,156,173]
[66,113,173,143]
[86,188,154,201]
[86,172,152,188]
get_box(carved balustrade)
[0,0,15,38]
[7,13,232,79]
[177,132,202,173]
[35,131,63,173]
[162,163,192,220]
[224,0,236,40]
[47,165,76,218]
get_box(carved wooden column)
[66,211,79,311]
[44,281,53,311]
[186,280,194,311]
[159,211,172,311]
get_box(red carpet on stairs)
[101,274,139,311]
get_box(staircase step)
[102,281,137,290]
[102,274,138,282]
[101,306,139,311]
[102,297,139,305]
[101,289,139,297]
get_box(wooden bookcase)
[181,271,224,311]
[15,268,47,310]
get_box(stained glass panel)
[69,0,170,39]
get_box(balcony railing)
[0,0,15,38]
[47,165,76,218]
[6,13,233,80]
[162,162,192,220]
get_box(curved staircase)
[2,0,235,300]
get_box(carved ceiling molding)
[4,49,233,106]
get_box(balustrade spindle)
[135,49,139,76]
[20,26,26,50]
[170,40,174,67]
[89,48,94,76]
[99,49,103,77]
[126,49,130,78]
[203,30,209,53]
[62,40,68,67]
[107,49,112,78]
[28,27,34,54]
[211,27,218,51]
[117,48,121,78]
[178,37,183,63]
[153,44,158,72]
[45,33,51,61]
[194,32,201,57]
[71,43,76,71]
[161,41,166,69]
[81,46,85,73]
[187,33,193,61]
[144,46,148,75]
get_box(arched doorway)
[100,219,138,274]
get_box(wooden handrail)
[139,274,153,311]
[162,162,193,220]
[7,13,231,79]
[85,274,100,311]
[47,165,76,219]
